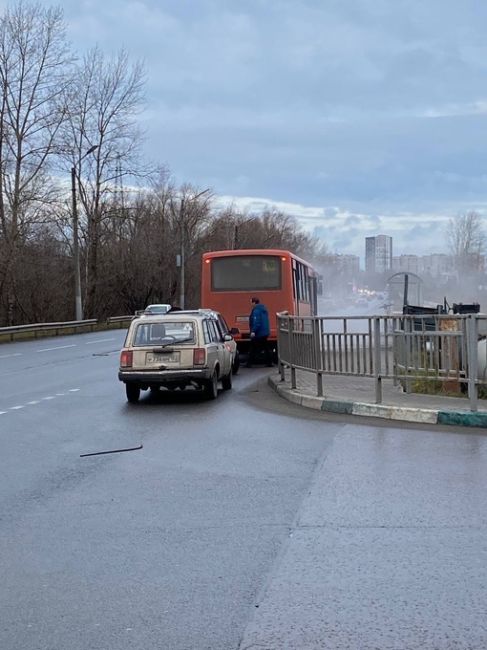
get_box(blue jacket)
[249,303,270,338]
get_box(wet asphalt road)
[1,332,487,649]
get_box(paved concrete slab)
[239,426,487,650]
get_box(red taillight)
[193,348,206,365]
[120,350,133,367]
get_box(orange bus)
[201,249,320,351]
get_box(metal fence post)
[277,314,286,382]
[289,317,297,389]
[374,317,382,404]
[467,315,478,412]
[313,317,323,397]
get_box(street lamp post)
[71,145,99,321]
[179,198,185,310]
[177,188,210,310]
[71,166,82,321]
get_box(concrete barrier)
[0,316,132,344]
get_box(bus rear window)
[211,255,281,291]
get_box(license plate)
[146,352,179,364]
[236,315,249,322]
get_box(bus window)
[310,276,318,314]
[293,263,300,300]
[211,255,281,291]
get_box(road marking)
[37,344,77,352]
[85,338,116,345]
[0,352,22,359]
[0,388,81,416]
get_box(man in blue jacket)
[247,296,272,367]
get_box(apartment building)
[365,235,393,273]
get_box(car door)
[203,319,219,372]
[207,319,230,376]
[213,319,232,376]
[217,314,237,364]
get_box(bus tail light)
[193,348,206,365]
[120,350,133,367]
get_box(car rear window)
[132,321,196,346]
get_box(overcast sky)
[29,1,487,258]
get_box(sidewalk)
[239,421,487,649]
[268,367,487,428]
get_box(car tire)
[232,352,240,375]
[126,383,140,403]
[221,370,232,391]
[204,371,218,400]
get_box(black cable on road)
[80,444,143,458]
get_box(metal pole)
[374,317,382,404]
[71,167,83,321]
[289,318,297,389]
[178,189,210,310]
[70,145,99,321]
[179,199,185,310]
[403,273,409,310]
[467,316,478,411]
[313,317,323,397]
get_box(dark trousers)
[247,335,272,366]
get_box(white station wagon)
[119,311,234,403]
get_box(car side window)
[214,320,225,341]
[202,320,211,344]
[218,316,229,335]
[208,320,222,343]
[207,320,217,342]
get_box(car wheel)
[126,383,140,403]
[232,351,240,375]
[221,370,232,391]
[204,371,218,400]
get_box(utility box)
[452,303,480,314]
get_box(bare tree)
[0,1,73,322]
[448,211,485,275]
[61,46,146,317]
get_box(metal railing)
[0,315,132,343]
[277,313,487,411]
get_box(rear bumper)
[118,368,211,384]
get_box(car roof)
[176,309,221,317]
[131,312,214,326]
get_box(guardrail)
[277,313,487,411]
[0,315,132,343]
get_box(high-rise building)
[392,255,419,274]
[322,254,360,276]
[365,235,392,273]
[419,254,450,277]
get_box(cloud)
[214,192,487,264]
[24,0,487,262]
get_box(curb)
[268,375,487,429]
